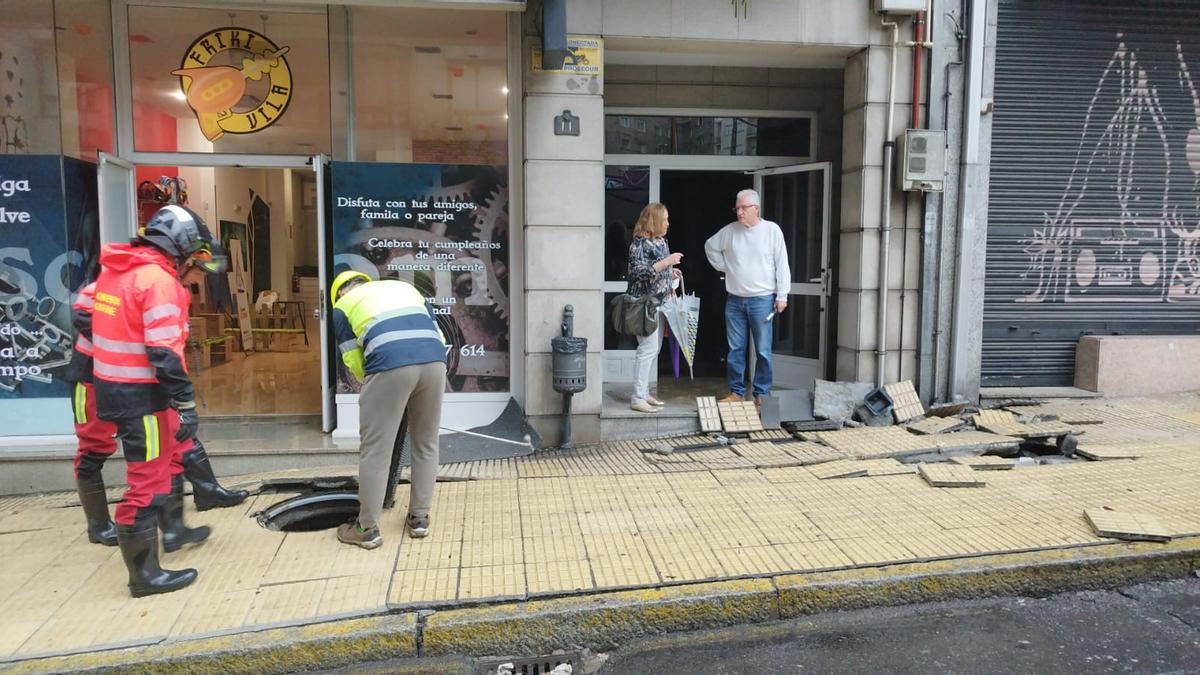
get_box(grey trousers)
[356,361,445,530]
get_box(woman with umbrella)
[626,202,682,413]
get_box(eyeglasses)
[733,205,758,213]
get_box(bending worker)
[330,271,446,550]
[92,205,225,597]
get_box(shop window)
[127,5,331,155]
[604,115,811,157]
[351,7,508,164]
[0,2,60,154]
[603,164,648,350]
[57,0,116,160]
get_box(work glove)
[174,399,199,442]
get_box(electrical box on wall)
[897,129,946,192]
[874,0,926,13]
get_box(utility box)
[874,0,926,13]
[897,129,946,192]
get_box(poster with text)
[331,162,509,394]
[0,155,98,398]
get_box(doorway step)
[600,377,730,441]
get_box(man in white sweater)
[704,189,792,407]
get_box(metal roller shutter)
[985,0,1200,386]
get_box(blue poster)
[331,162,509,393]
[0,155,84,398]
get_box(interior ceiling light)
[501,86,509,95]
[171,90,187,101]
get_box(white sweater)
[704,219,792,301]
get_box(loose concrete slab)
[1086,508,1173,543]
[919,463,986,488]
[907,416,966,435]
[885,380,925,423]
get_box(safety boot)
[117,518,197,598]
[158,474,211,552]
[76,472,117,546]
[182,441,249,511]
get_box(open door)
[753,162,832,390]
[97,153,136,244]
[313,154,335,432]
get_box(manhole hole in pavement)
[256,491,359,532]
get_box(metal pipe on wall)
[876,18,900,387]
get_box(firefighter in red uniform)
[65,282,120,546]
[92,205,226,597]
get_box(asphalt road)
[598,578,1200,675]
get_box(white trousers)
[632,311,663,403]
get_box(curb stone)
[8,538,1199,673]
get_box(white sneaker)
[630,400,657,413]
[646,396,666,407]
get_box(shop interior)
[136,164,322,417]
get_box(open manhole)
[256,491,360,532]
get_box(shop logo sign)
[172,27,293,141]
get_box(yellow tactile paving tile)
[641,533,726,582]
[522,535,589,563]
[243,579,326,626]
[389,566,459,606]
[169,589,258,637]
[526,558,594,595]
[583,534,660,589]
[457,564,525,600]
[397,537,462,571]
[775,538,856,571]
[318,573,391,616]
[461,533,525,567]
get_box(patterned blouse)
[627,235,672,302]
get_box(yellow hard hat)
[330,270,371,303]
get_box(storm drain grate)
[476,651,581,675]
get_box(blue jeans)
[725,294,775,397]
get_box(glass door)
[753,162,831,390]
[97,153,136,244]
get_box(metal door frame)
[752,160,832,389]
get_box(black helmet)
[140,205,227,273]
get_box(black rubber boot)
[182,441,249,511]
[117,518,197,598]
[158,475,211,553]
[76,472,118,546]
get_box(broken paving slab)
[853,458,917,476]
[1076,444,1143,461]
[773,440,845,465]
[1005,404,1107,425]
[918,463,987,487]
[696,396,722,433]
[927,401,970,417]
[933,430,1023,454]
[809,459,869,479]
[719,401,764,433]
[808,426,942,460]
[948,455,1015,471]
[884,380,926,423]
[1085,508,1172,543]
[973,409,1076,439]
[813,380,874,422]
[907,416,967,435]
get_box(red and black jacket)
[64,282,97,384]
[91,243,194,420]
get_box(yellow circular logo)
[172,27,293,141]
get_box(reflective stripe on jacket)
[92,243,192,418]
[332,279,447,381]
[65,282,97,383]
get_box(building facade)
[6,0,1190,458]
